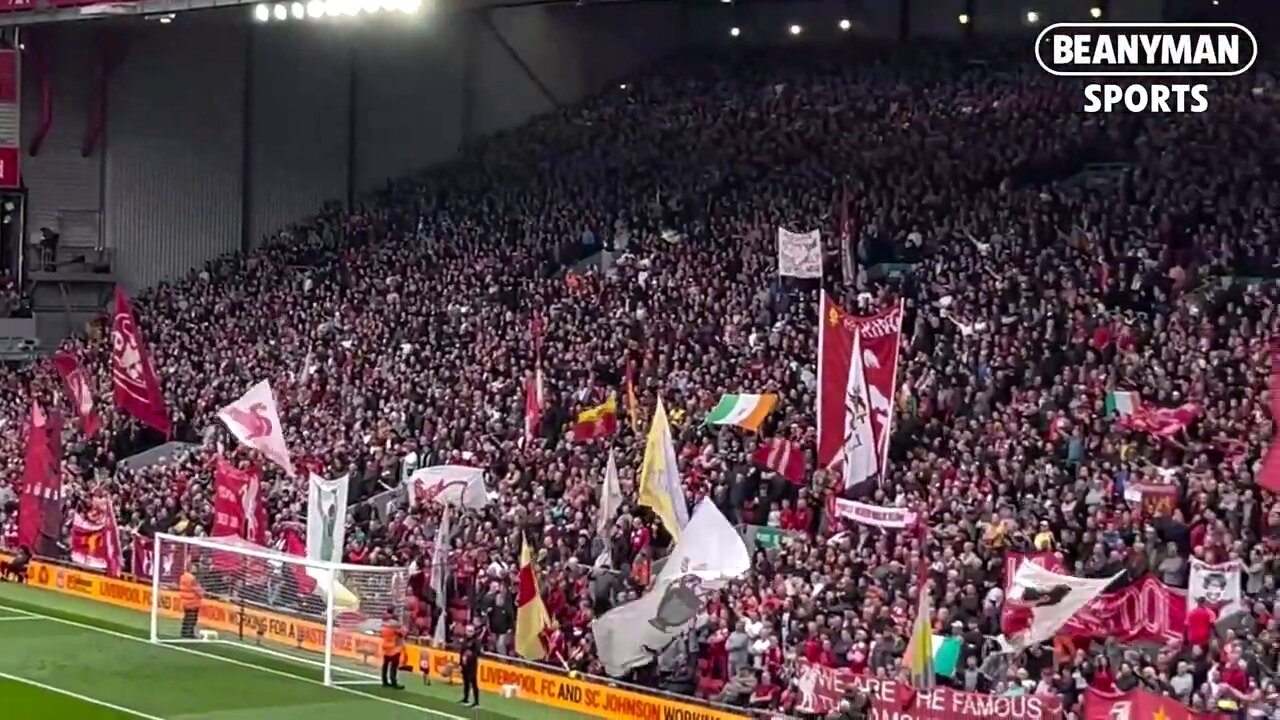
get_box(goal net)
[148,533,410,686]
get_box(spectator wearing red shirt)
[1186,601,1217,648]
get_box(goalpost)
[148,533,411,687]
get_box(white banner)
[591,499,750,676]
[778,228,822,278]
[306,473,350,565]
[842,330,878,490]
[832,499,914,529]
[1000,561,1120,652]
[1189,558,1244,618]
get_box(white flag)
[1189,559,1244,618]
[218,380,296,477]
[777,228,823,279]
[595,450,624,566]
[842,330,878,490]
[431,505,452,646]
[305,474,349,565]
[999,561,1120,652]
[591,499,751,676]
[408,465,490,510]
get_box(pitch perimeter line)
[0,602,467,720]
[0,669,166,720]
[0,615,41,622]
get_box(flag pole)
[877,297,906,481]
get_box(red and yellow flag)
[515,534,554,661]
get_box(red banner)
[795,661,1061,719]
[1006,553,1187,644]
[1084,687,1223,720]
[111,287,171,437]
[817,296,902,472]
[53,349,102,436]
[130,535,185,584]
[17,404,62,557]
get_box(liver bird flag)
[218,380,296,477]
[111,287,170,437]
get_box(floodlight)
[838,18,851,31]
[729,26,740,37]
[254,4,270,21]
[958,13,969,24]
[273,3,287,19]
[291,1,304,17]
[1025,10,1040,24]
[307,0,325,16]
[788,23,802,35]
[1089,6,1102,18]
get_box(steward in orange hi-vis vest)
[379,610,407,690]
[178,570,203,640]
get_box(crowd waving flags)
[111,286,171,437]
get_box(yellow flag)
[637,398,689,540]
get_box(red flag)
[1084,687,1224,720]
[17,402,62,557]
[515,534,554,660]
[572,396,618,442]
[111,286,170,437]
[1261,344,1280,493]
[52,350,101,436]
[753,437,806,485]
[276,524,318,595]
[132,534,185,584]
[817,294,903,475]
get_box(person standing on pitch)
[178,562,203,639]
[380,609,407,689]
[459,625,481,707]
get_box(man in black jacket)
[459,626,482,707]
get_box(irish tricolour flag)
[930,634,963,678]
[704,393,778,433]
[1105,390,1140,417]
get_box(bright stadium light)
[838,18,851,31]
[729,26,740,37]
[1089,6,1102,18]
[1025,10,1040,24]
[273,3,287,19]
[254,3,269,21]
[398,0,421,12]
[958,13,970,24]
[360,0,378,13]
[788,23,802,35]
[290,1,304,18]
[306,0,325,16]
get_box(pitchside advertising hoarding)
[0,553,747,720]
[1035,23,1259,113]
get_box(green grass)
[0,581,593,720]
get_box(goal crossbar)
[148,533,409,687]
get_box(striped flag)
[752,437,805,485]
[704,393,778,432]
[515,534,554,661]
[903,513,935,691]
[1105,390,1140,416]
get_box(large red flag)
[17,402,63,557]
[1259,343,1280,493]
[211,458,267,570]
[817,294,903,475]
[111,287,170,437]
[53,349,101,436]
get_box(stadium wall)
[21,4,688,288]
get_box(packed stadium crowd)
[2,42,1280,719]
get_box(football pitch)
[0,582,593,720]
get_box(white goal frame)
[147,532,409,687]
